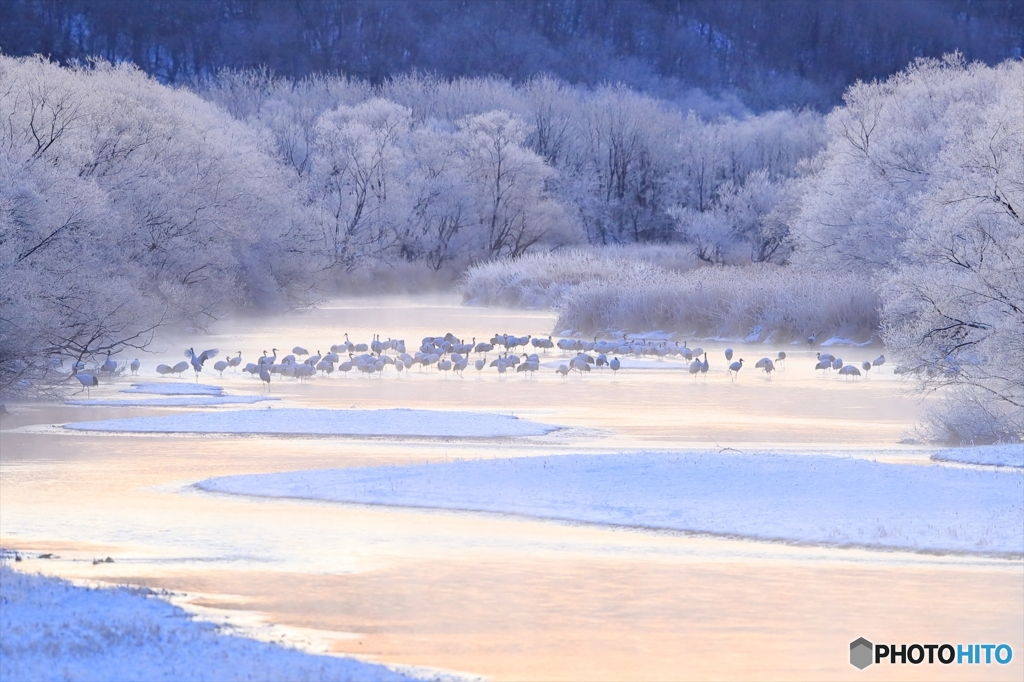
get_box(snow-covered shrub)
[918,388,1024,446]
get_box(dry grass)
[462,251,879,342]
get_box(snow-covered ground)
[933,444,1024,468]
[0,564,419,682]
[121,383,226,396]
[540,358,688,370]
[198,451,1024,556]
[66,396,278,407]
[63,408,559,438]
[66,382,278,407]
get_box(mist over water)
[2,296,1021,680]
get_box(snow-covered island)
[62,408,559,438]
[198,451,1024,557]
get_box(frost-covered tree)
[0,56,311,396]
[570,86,680,244]
[311,99,415,270]
[790,54,998,271]
[880,59,1023,443]
[791,55,1023,442]
[457,110,576,259]
[670,111,821,264]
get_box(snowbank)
[932,444,1024,469]
[198,452,1024,556]
[65,396,278,407]
[64,408,558,438]
[0,564,417,682]
[122,383,225,396]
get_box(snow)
[121,383,225,396]
[198,452,1024,556]
[541,358,688,370]
[0,564,419,682]
[819,337,874,348]
[65,396,278,407]
[63,408,559,438]
[933,444,1024,469]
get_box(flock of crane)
[71,332,888,396]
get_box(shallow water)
[2,295,1021,680]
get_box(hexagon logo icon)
[850,637,873,669]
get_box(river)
[1,295,1021,680]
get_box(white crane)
[74,371,99,397]
[130,358,140,375]
[755,357,775,377]
[688,357,702,382]
[839,364,862,380]
[100,352,118,382]
[728,358,744,381]
[185,347,218,381]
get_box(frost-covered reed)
[460,249,669,309]
[462,252,879,342]
[557,264,879,342]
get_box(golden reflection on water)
[1,295,1021,680]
